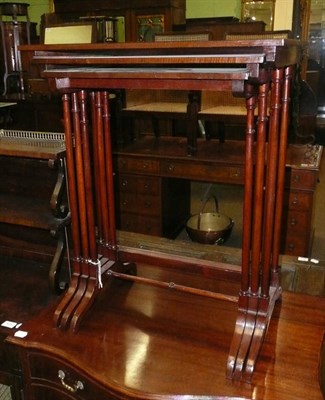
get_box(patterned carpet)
[0,385,11,400]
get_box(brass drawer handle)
[291,196,299,206]
[290,218,297,226]
[58,370,84,393]
[293,174,301,183]
[168,163,175,172]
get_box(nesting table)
[6,38,309,394]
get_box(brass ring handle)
[58,370,84,393]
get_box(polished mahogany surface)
[7,262,325,399]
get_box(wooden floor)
[0,255,56,327]
[0,255,56,375]
[0,255,58,400]
[6,258,325,399]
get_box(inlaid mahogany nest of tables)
[11,37,315,392]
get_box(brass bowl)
[186,212,234,245]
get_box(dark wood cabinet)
[115,158,190,237]
[0,130,70,293]
[186,17,266,39]
[51,0,186,42]
[282,167,320,255]
[0,328,22,400]
[25,352,112,400]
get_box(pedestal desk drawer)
[161,160,244,184]
[283,234,309,255]
[117,157,160,174]
[119,213,161,235]
[119,174,160,194]
[119,194,160,216]
[28,353,113,400]
[285,210,310,234]
[287,169,318,190]
[282,210,310,255]
[286,191,313,211]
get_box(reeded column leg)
[227,65,291,381]
[54,90,137,332]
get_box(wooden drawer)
[31,386,83,400]
[119,193,161,216]
[285,210,311,235]
[117,157,160,174]
[282,210,311,256]
[28,352,113,400]
[287,169,318,190]
[285,190,313,211]
[161,160,244,184]
[118,174,160,195]
[119,213,161,236]
[283,234,309,256]
[115,174,190,239]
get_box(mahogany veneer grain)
[6,263,325,399]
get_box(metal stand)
[0,3,30,96]
[79,15,118,42]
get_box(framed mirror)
[241,0,275,30]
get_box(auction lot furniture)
[12,38,303,392]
